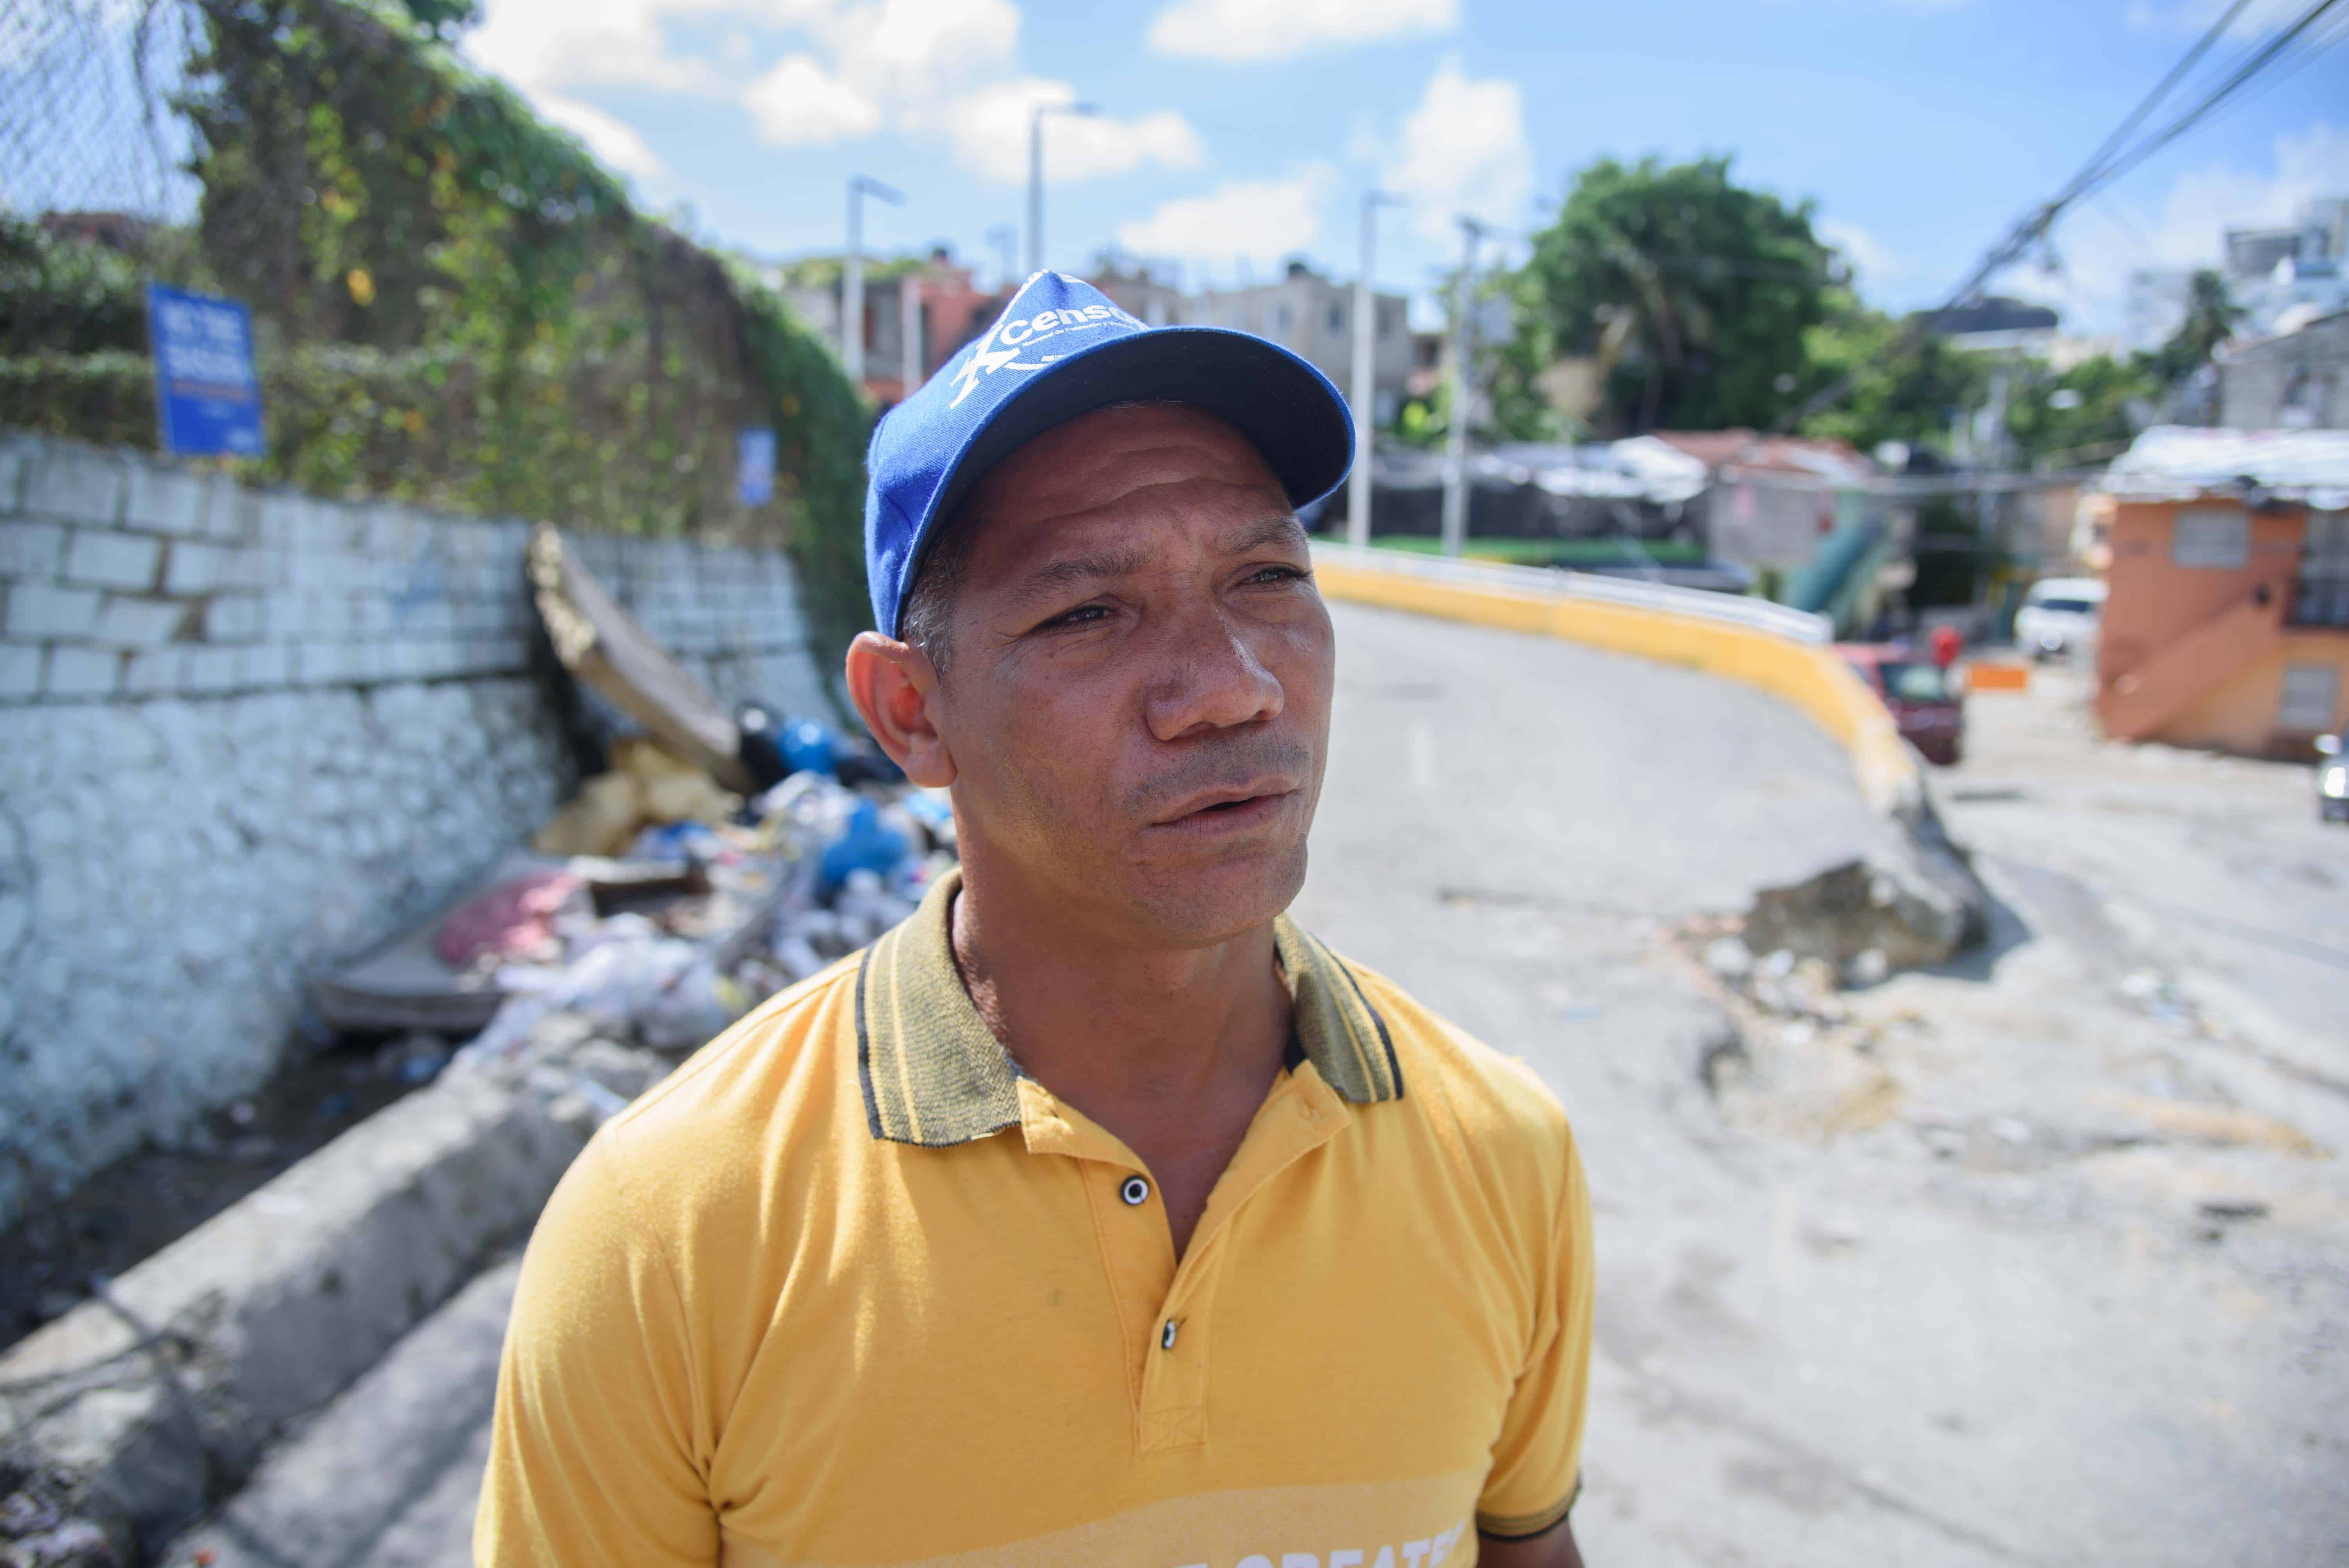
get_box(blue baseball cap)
[863,271,1355,638]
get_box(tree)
[2005,353,2154,466]
[1507,155,1836,435]
[1793,290,1988,459]
[2143,267,2242,387]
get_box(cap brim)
[898,326,1354,634]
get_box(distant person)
[477,274,1595,1568]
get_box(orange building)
[2094,428,2349,755]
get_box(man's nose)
[1143,604,1284,742]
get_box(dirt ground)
[0,1036,433,1353]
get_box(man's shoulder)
[588,951,865,1194]
[1335,949,1575,1171]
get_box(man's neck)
[947,861,1292,1256]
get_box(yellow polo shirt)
[478,869,1592,1568]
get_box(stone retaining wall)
[0,431,831,1230]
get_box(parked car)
[2014,576,2107,662]
[2319,733,2347,823]
[1840,644,1966,765]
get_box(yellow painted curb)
[1315,558,1922,818]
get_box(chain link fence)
[1,0,202,228]
[0,0,875,659]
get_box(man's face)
[927,403,1334,948]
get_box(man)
[478,273,1593,1568]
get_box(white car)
[2319,733,2347,824]
[2015,576,2107,662]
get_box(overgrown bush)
[0,0,874,670]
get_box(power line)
[1777,0,2342,431]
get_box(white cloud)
[1819,217,1906,287]
[828,0,1019,100]
[1380,58,1534,241]
[469,0,1200,195]
[2009,121,2349,332]
[1116,167,1334,264]
[468,0,729,94]
[745,52,883,143]
[537,94,668,176]
[943,78,1205,183]
[1146,0,1456,61]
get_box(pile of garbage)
[450,731,955,1072]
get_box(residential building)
[1917,296,2060,358]
[773,248,1011,405]
[2223,198,2349,340]
[2219,310,2348,430]
[1644,430,1883,579]
[1187,261,1414,426]
[2092,426,2349,753]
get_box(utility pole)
[900,261,923,397]
[1349,190,1402,551]
[985,224,1018,290]
[843,174,903,391]
[1027,100,1098,277]
[1440,216,1488,559]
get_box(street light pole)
[843,174,903,391]
[1440,216,1488,559]
[900,259,923,397]
[1026,100,1097,277]
[1349,189,1401,551]
[985,224,1018,290]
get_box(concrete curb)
[0,1057,613,1556]
[1314,547,1922,817]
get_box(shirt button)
[1120,1175,1151,1206]
[1160,1319,1180,1350]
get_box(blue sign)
[737,428,776,508]
[146,285,264,458]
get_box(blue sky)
[460,0,2349,334]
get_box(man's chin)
[1119,837,1310,949]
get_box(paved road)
[165,603,2348,1566]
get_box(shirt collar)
[855,866,1402,1148]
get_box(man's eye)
[1245,565,1305,585]
[1040,604,1110,631]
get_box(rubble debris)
[455,772,952,1071]
[535,737,741,858]
[529,523,753,793]
[434,871,583,968]
[1741,855,1972,974]
[0,1461,132,1568]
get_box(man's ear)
[846,631,955,788]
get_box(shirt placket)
[1018,1068,1352,1457]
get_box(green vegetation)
[1502,155,1837,437]
[0,0,873,668]
[1474,161,2249,470]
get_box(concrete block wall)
[0,432,831,1231]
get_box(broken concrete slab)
[0,1046,633,1556]
[1741,785,1989,979]
[155,1258,519,1568]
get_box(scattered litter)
[453,766,950,1073]
[435,870,584,969]
[373,1031,451,1087]
[1703,937,1754,982]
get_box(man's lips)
[1147,777,1301,829]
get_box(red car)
[1841,644,1966,765]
